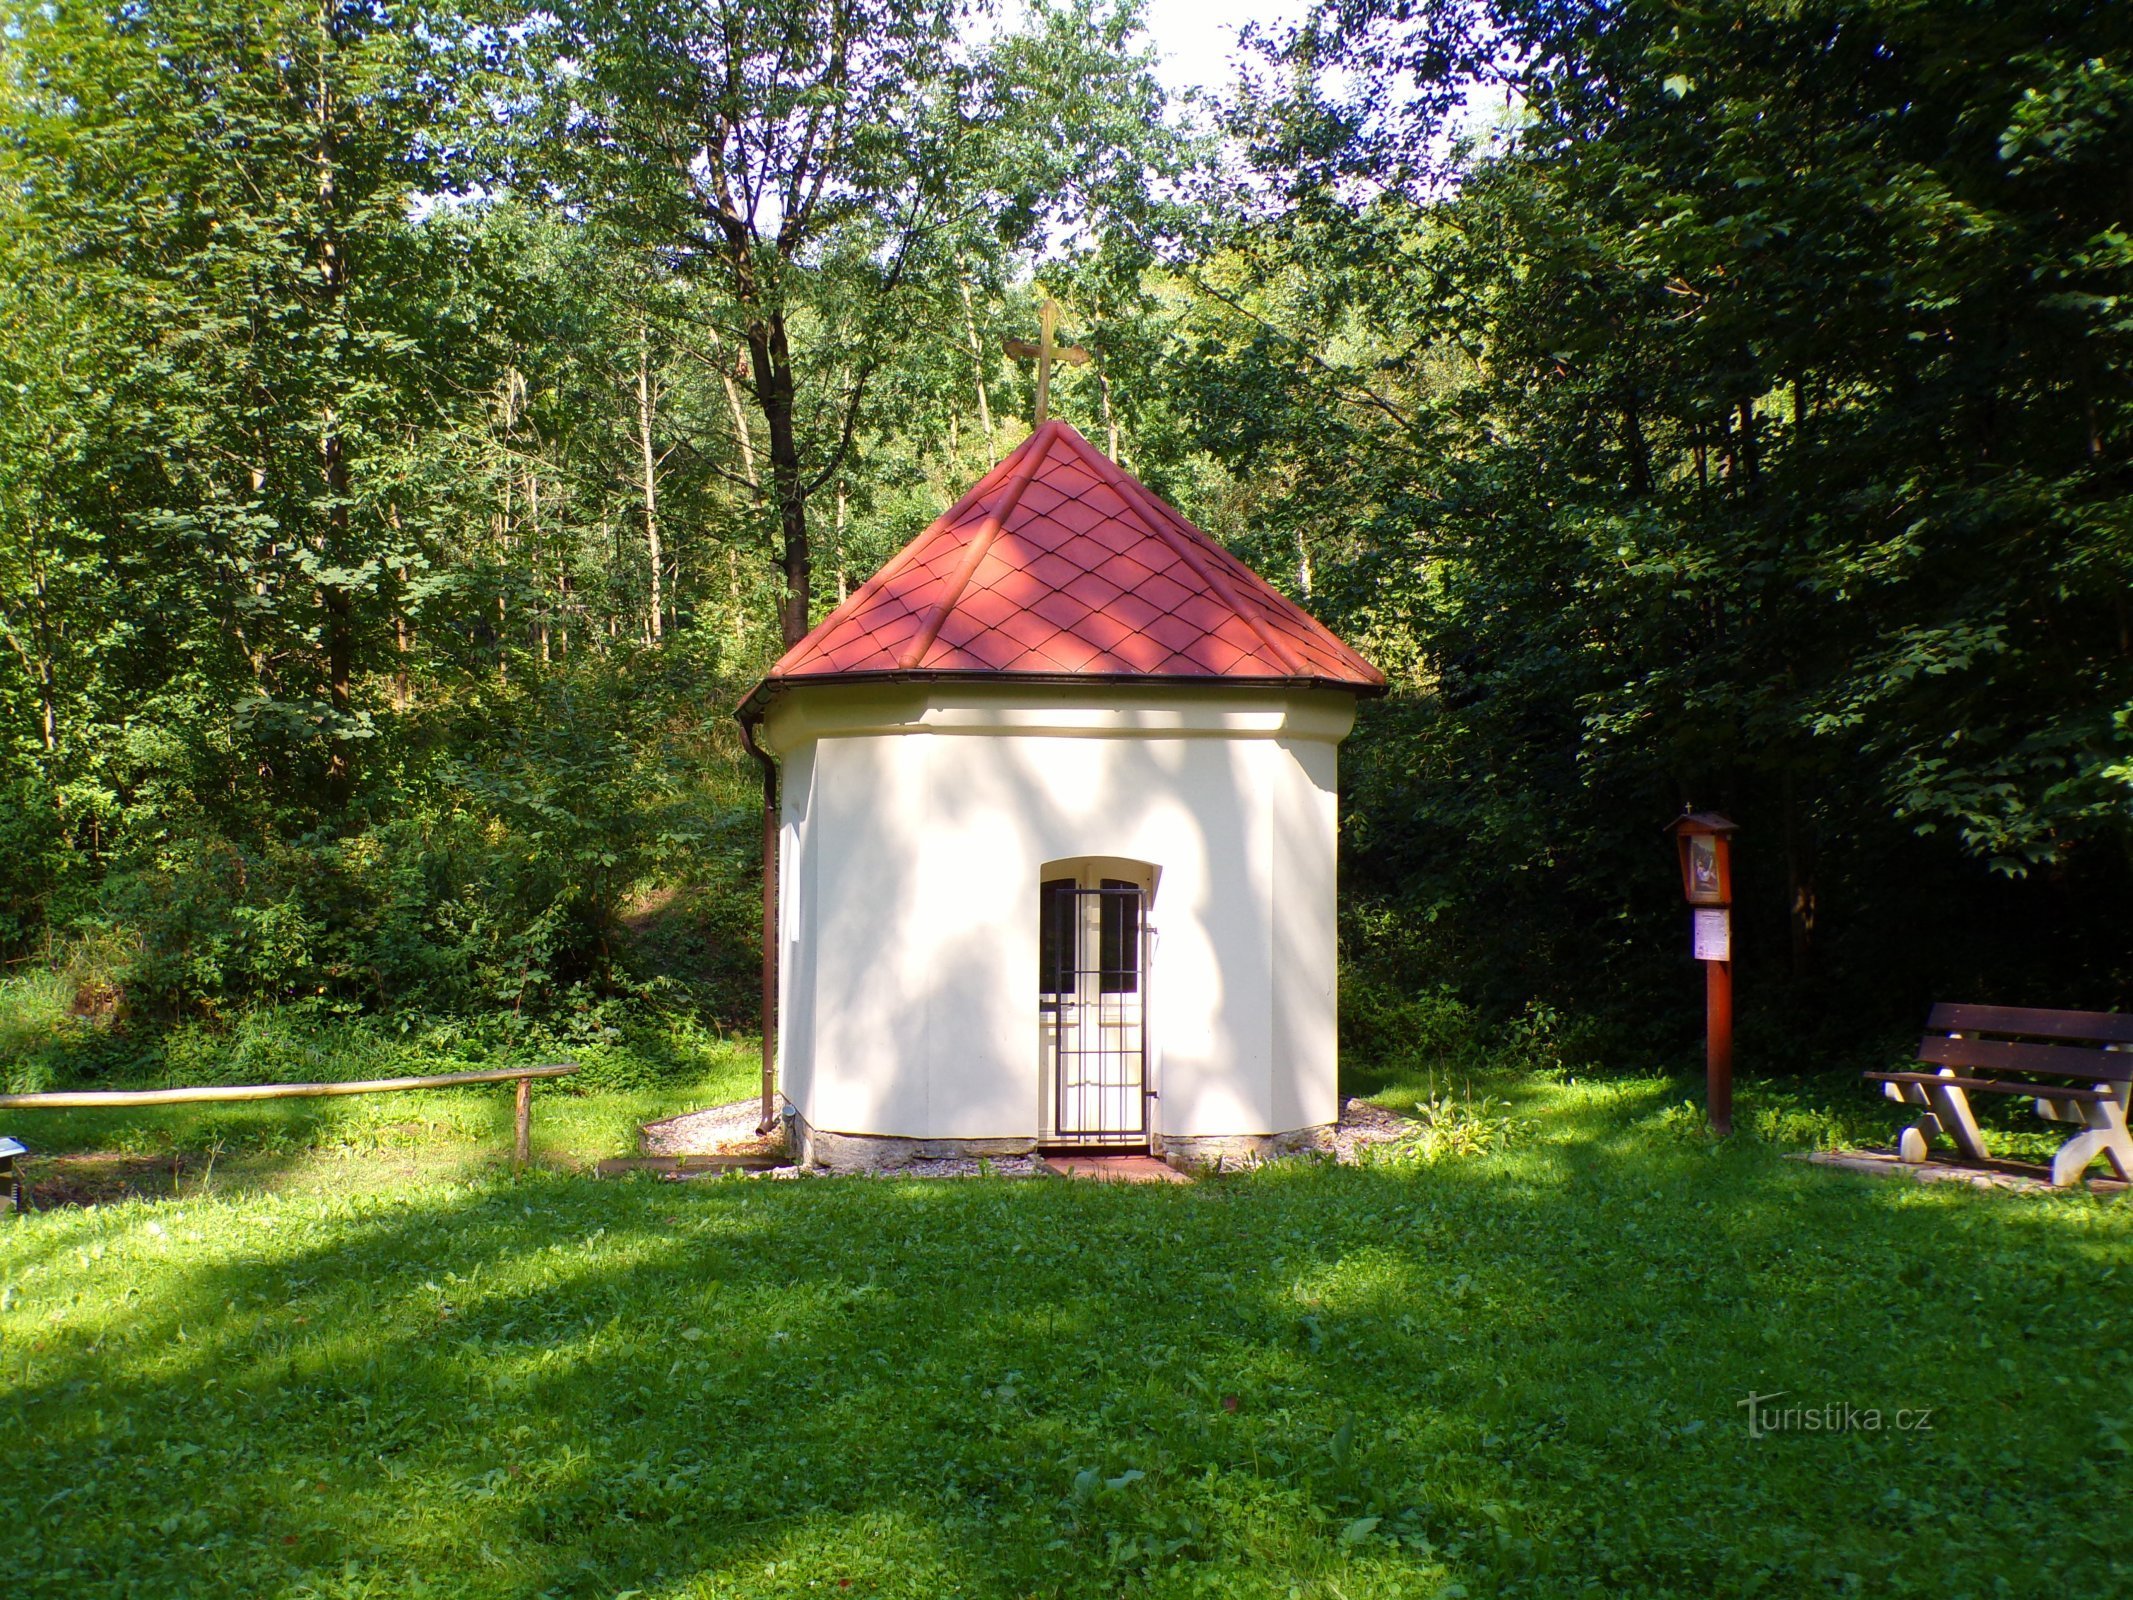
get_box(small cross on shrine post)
[1003,297,1090,425]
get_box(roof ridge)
[1094,438,1379,683]
[741,418,1384,708]
[1056,428,1306,677]
[896,420,1059,670]
[1196,534,1380,680]
[767,431,1039,676]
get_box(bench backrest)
[1920,1003,2133,1084]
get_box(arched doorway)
[1039,858,1156,1147]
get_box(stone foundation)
[1159,1123,1337,1171]
[789,1111,1039,1173]
[789,1106,1337,1174]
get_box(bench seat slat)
[1865,1071,2112,1102]
[1915,1035,2133,1083]
[1926,1003,2133,1044]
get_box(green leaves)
[1202,0,2133,1038]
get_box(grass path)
[4,1075,2130,1598]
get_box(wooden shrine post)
[1666,811,1740,1136]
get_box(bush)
[2,992,744,1096]
[1339,975,1490,1085]
[0,970,72,1094]
[5,647,763,1029]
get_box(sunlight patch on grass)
[4,1077,2130,1597]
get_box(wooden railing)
[0,1063,578,1169]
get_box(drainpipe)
[737,705,780,1137]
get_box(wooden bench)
[1866,1004,2133,1188]
[0,1136,27,1217]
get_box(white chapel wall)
[766,684,1353,1144]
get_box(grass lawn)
[3,1066,2130,1598]
[1,1024,765,1203]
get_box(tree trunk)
[0,617,56,755]
[4,548,60,754]
[556,558,572,660]
[321,525,353,754]
[384,504,413,711]
[636,319,665,642]
[1621,397,1652,492]
[35,652,56,754]
[315,7,355,811]
[1782,768,1816,979]
[835,477,849,603]
[392,597,412,707]
[746,313,811,647]
[1098,358,1120,461]
[528,467,549,663]
[719,339,762,496]
[959,272,997,464]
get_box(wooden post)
[1035,299,1057,425]
[514,1076,532,1170]
[1667,812,1739,1138]
[1707,958,1733,1136]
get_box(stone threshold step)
[1800,1148,2127,1195]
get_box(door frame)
[1039,857,1157,1149]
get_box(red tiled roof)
[746,421,1383,706]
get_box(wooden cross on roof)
[1002,298,1089,426]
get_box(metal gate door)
[1040,879,1148,1145]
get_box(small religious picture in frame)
[1687,835,1721,902]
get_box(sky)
[1066,0,1515,152]
[1136,0,1309,98]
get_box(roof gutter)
[735,703,781,1139]
[735,669,1387,717]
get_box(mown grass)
[5,1066,2129,1599]
[0,973,761,1195]
[5,1066,758,1201]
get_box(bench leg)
[1896,1114,1942,1164]
[2049,1091,2133,1189]
[1883,1082,1946,1163]
[1885,1075,1987,1164]
[1922,1078,1989,1163]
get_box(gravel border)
[1329,1097,1425,1162]
[639,1099,778,1157]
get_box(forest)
[4,0,2130,1089]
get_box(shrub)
[1362,1090,1531,1163]
[0,970,72,1094]
[1339,976,1488,1081]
